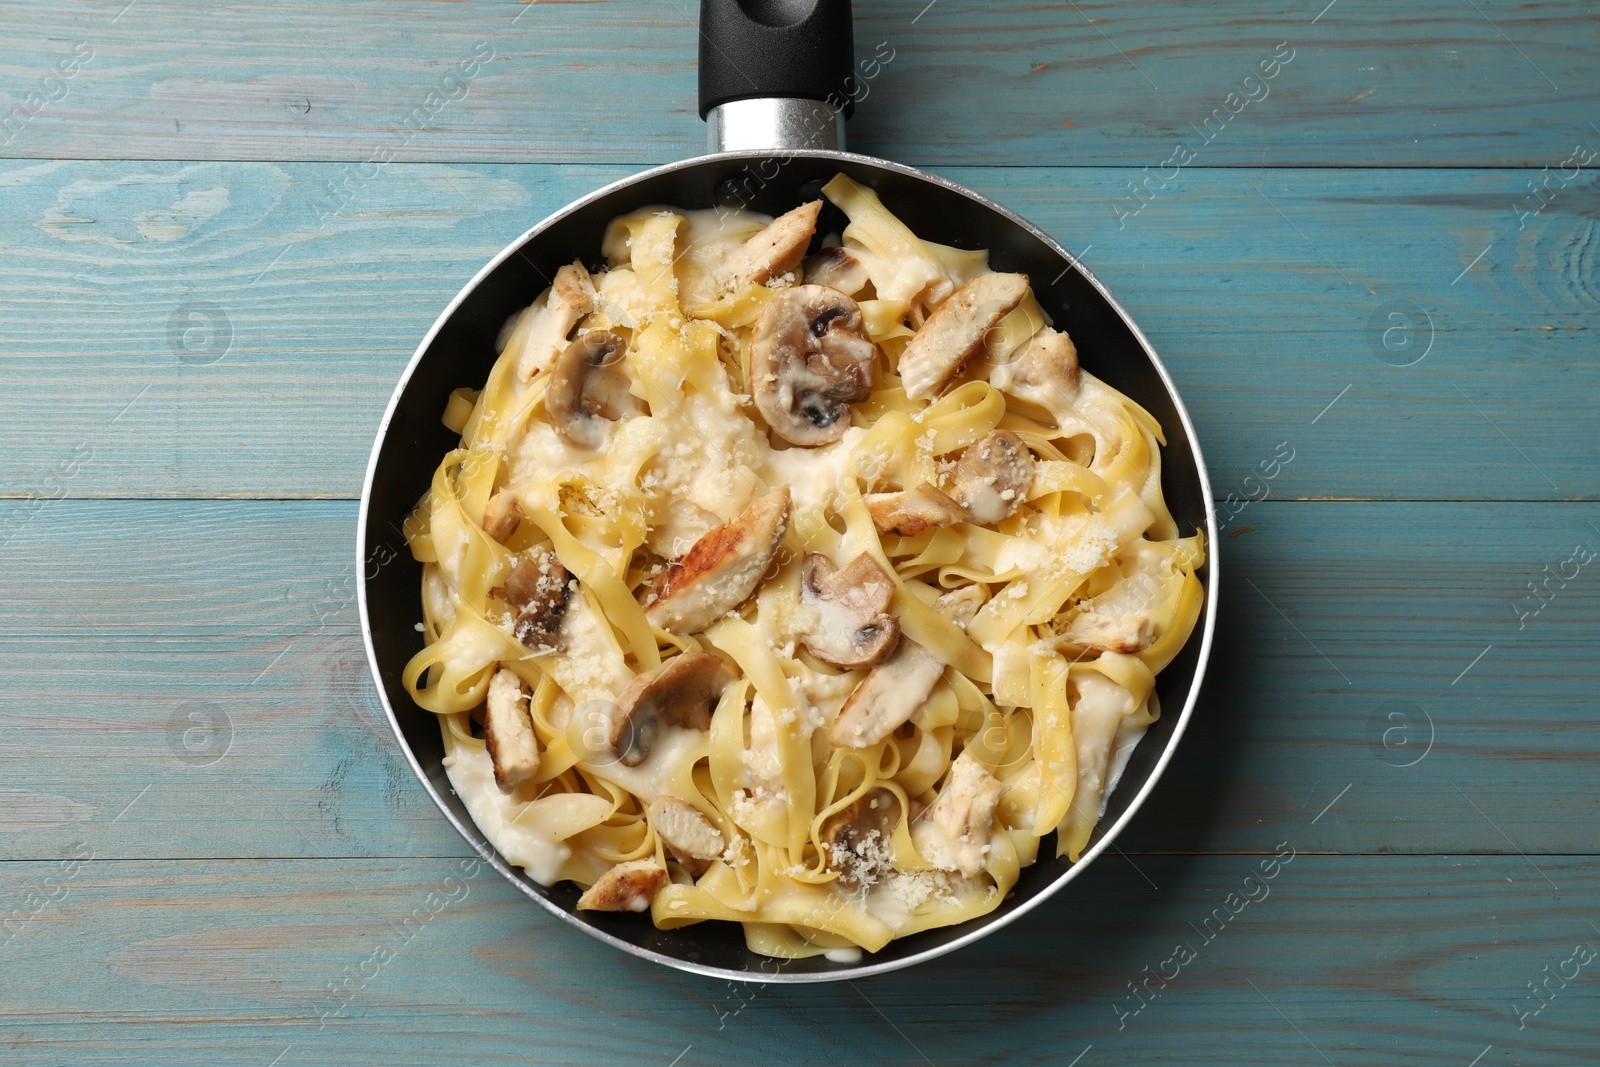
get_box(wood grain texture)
[2,855,1596,1065]
[0,0,1593,167]
[3,0,1597,1061]
[0,161,1594,500]
[1,499,1594,861]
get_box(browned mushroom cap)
[608,652,735,767]
[481,490,523,543]
[648,796,726,875]
[948,430,1035,525]
[865,484,965,537]
[501,546,573,652]
[750,285,876,446]
[897,271,1030,400]
[642,489,791,635]
[803,246,871,296]
[910,751,1003,878]
[547,330,640,448]
[483,668,540,793]
[798,553,900,669]
[576,859,669,912]
[820,786,902,887]
[727,200,822,288]
[992,326,1080,411]
[830,641,944,749]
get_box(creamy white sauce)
[444,745,575,884]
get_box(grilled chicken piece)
[501,546,573,652]
[865,485,965,537]
[911,751,1003,877]
[991,326,1080,411]
[483,668,540,793]
[547,330,640,448]
[641,489,791,635]
[820,787,902,887]
[481,490,523,543]
[728,201,822,289]
[798,553,899,669]
[803,246,871,296]
[516,260,597,382]
[948,430,1035,525]
[750,285,875,446]
[830,642,944,749]
[576,859,669,912]
[1058,610,1155,654]
[932,584,987,629]
[897,272,1030,400]
[608,652,735,767]
[649,796,726,875]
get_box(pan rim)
[357,148,1219,983]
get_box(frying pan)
[359,0,1218,982]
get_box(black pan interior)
[362,152,1211,978]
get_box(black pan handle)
[698,0,856,119]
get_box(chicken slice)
[897,271,1030,400]
[991,326,1080,412]
[932,584,988,629]
[1058,611,1155,654]
[483,668,539,793]
[481,490,523,543]
[911,751,1003,877]
[865,485,966,537]
[641,489,791,635]
[649,796,726,875]
[575,859,669,912]
[830,642,944,749]
[727,201,822,289]
[516,261,597,382]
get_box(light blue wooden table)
[2,1,1596,1063]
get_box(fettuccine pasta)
[402,174,1204,960]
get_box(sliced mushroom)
[803,246,871,296]
[727,200,822,289]
[948,430,1035,525]
[547,330,640,448]
[483,668,540,793]
[933,584,988,629]
[897,271,1030,400]
[750,285,876,446]
[608,652,735,767]
[991,326,1080,411]
[830,642,944,749]
[865,484,965,537]
[911,751,1003,878]
[642,489,791,635]
[501,546,573,652]
[516,260,597,382]
[649,796,726,876]
[1058,610,1155,654]
[820,787,902,887]
[576,858,669,912]
[798,553,900,669]
[481,490,523,543]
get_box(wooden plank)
[0,161,1594,501]
[0,1,1593,167]
[1,854,1595,1064]
[1,498,1595,862]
